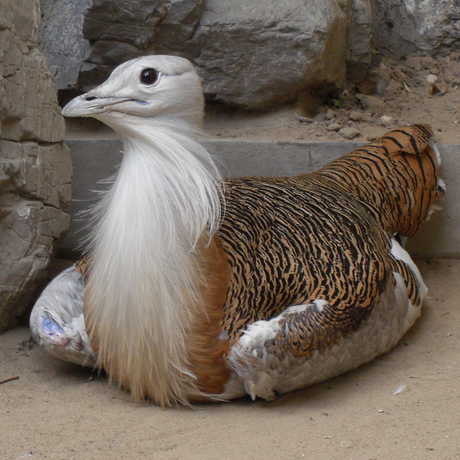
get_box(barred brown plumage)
[218,126,442,374]
[30,56,444,406]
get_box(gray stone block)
[191,0,348,108]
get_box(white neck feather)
[86,118,222,405]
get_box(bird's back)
[219,175,390,345]
[217,125,443,350]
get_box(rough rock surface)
[38,0,460,107]
[191,0,348,108]
[39,0,347,109]
[0,0,72,331]
[40,0,92,90]
[347,0,374,82]
[373,0,460,57]
[79,0,204,91]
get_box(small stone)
[426,74,438,84]
[339,127,361,139]
[340,440,353,449]
[325,109,335,120]
[356,94,386,113]
[314,112,327,122]
[297,116,314,124]
[349,111,362,121]
[327,122,343,132]
[380,115,393,126]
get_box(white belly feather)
[30,266,96,367]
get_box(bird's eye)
[140,68,159,85]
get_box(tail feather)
[314,125,445,236]
[382,124,433,157]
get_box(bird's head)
[62,55,204,133]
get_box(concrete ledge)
[59,139,459,258]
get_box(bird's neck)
[84,119,224,406]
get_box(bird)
[30,55,445,407]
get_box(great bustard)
[31,55,445,406]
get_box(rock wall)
[39,0,460,108]
[39,0,92,90]
[0,0,72,331]
[40,0,205,92]
[41,0,349,109]
[79,0,205,92]
[191,0,348,108]
[373,0,460,57]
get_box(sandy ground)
[1,259,459,460]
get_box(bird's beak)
[62,94,133,118]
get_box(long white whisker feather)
[86,118,221,405]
